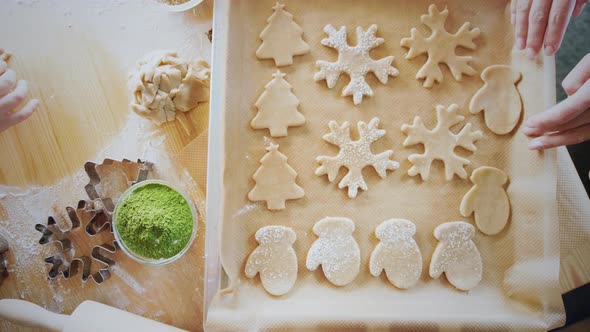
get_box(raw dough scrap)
[306,217,360,286]
[401,4,480,88]
[245,225,298,296]
[256,3,310,67]
[248,143,304,210]
[429,221,483,291]
[314,24,399,105]
[129,50,209,124]
[460,166,510,235]
[251,70,305,137]
[369,219,423,289]
[316,117,399,198]
[469,65,523,135]
[401,104,483,181]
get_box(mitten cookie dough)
[370,219,422,289]
[306,217,360,286]
[245,226,298,296]
[469,65,523,135]
[460,166,510,235]
[429,221,482,291]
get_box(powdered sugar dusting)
[316,117,399,198]
[306,217,360,286]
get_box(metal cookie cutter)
[35,159,153,284]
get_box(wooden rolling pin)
[0,299,187,332]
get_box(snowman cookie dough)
[245,225,298,296]
[469,65,523,135]
[369,219,423,289]
[460,166,510,235]
[306,217,360,286]
[429,221,482,291]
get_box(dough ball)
[128,50,209,124]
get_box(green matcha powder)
[116,183,193,259]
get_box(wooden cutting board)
[0,0,212,331]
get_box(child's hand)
[523,54,590,149]
[511,0,587,59]
[0,49,39,133]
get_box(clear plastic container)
[113,180,198,265]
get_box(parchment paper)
[206,0,565,330]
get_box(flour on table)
[460,166,510,235]
[314,24,399,105]
[429,221,482,291]
[402,104,482,181]
[306,217,360,286]
[129,50,209,125]
[251,70,305,137]
[370,219,422,289]
[401,4,480,88]
[256,3,310,67]
[245,226,297,296]
[316,117,399,198]
[469,65,523,135]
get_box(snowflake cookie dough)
[429,221,482,291]
[461,166,510,235]
[248,143,304,210]
[316,117,399,198]
[306,217,360,286]
[129,50,209,124]
[370,219,422,289]
[402,104,483,181]
[469,65,523,135]
[256,3,310,67]
[314,24,399,105]
[401,5,480,88]
[245,225,298,296]
[251,70,305,137]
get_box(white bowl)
[157,0,204,12]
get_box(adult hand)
[523,54,590,149]
[0,49,39,133]
[510,0,587,59]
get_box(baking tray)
[204,0,564,330]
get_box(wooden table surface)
[0,0,213,331]
[2,1,590,332]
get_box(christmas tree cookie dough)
[401,5,480,88]
[306,217,360,286]
[469,65,523,135]
[460,166,510,235]
[248,143,304,210]
[256,3,310,67]
[370,219,422,289]
[429,221,482,291]
[314,24,399,105]
[402,104,482,181]
[251,70,305,137]
[316,117,399,198]
[245,225,298,296]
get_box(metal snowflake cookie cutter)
[36,159,152,284]
[35,200,118,284]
